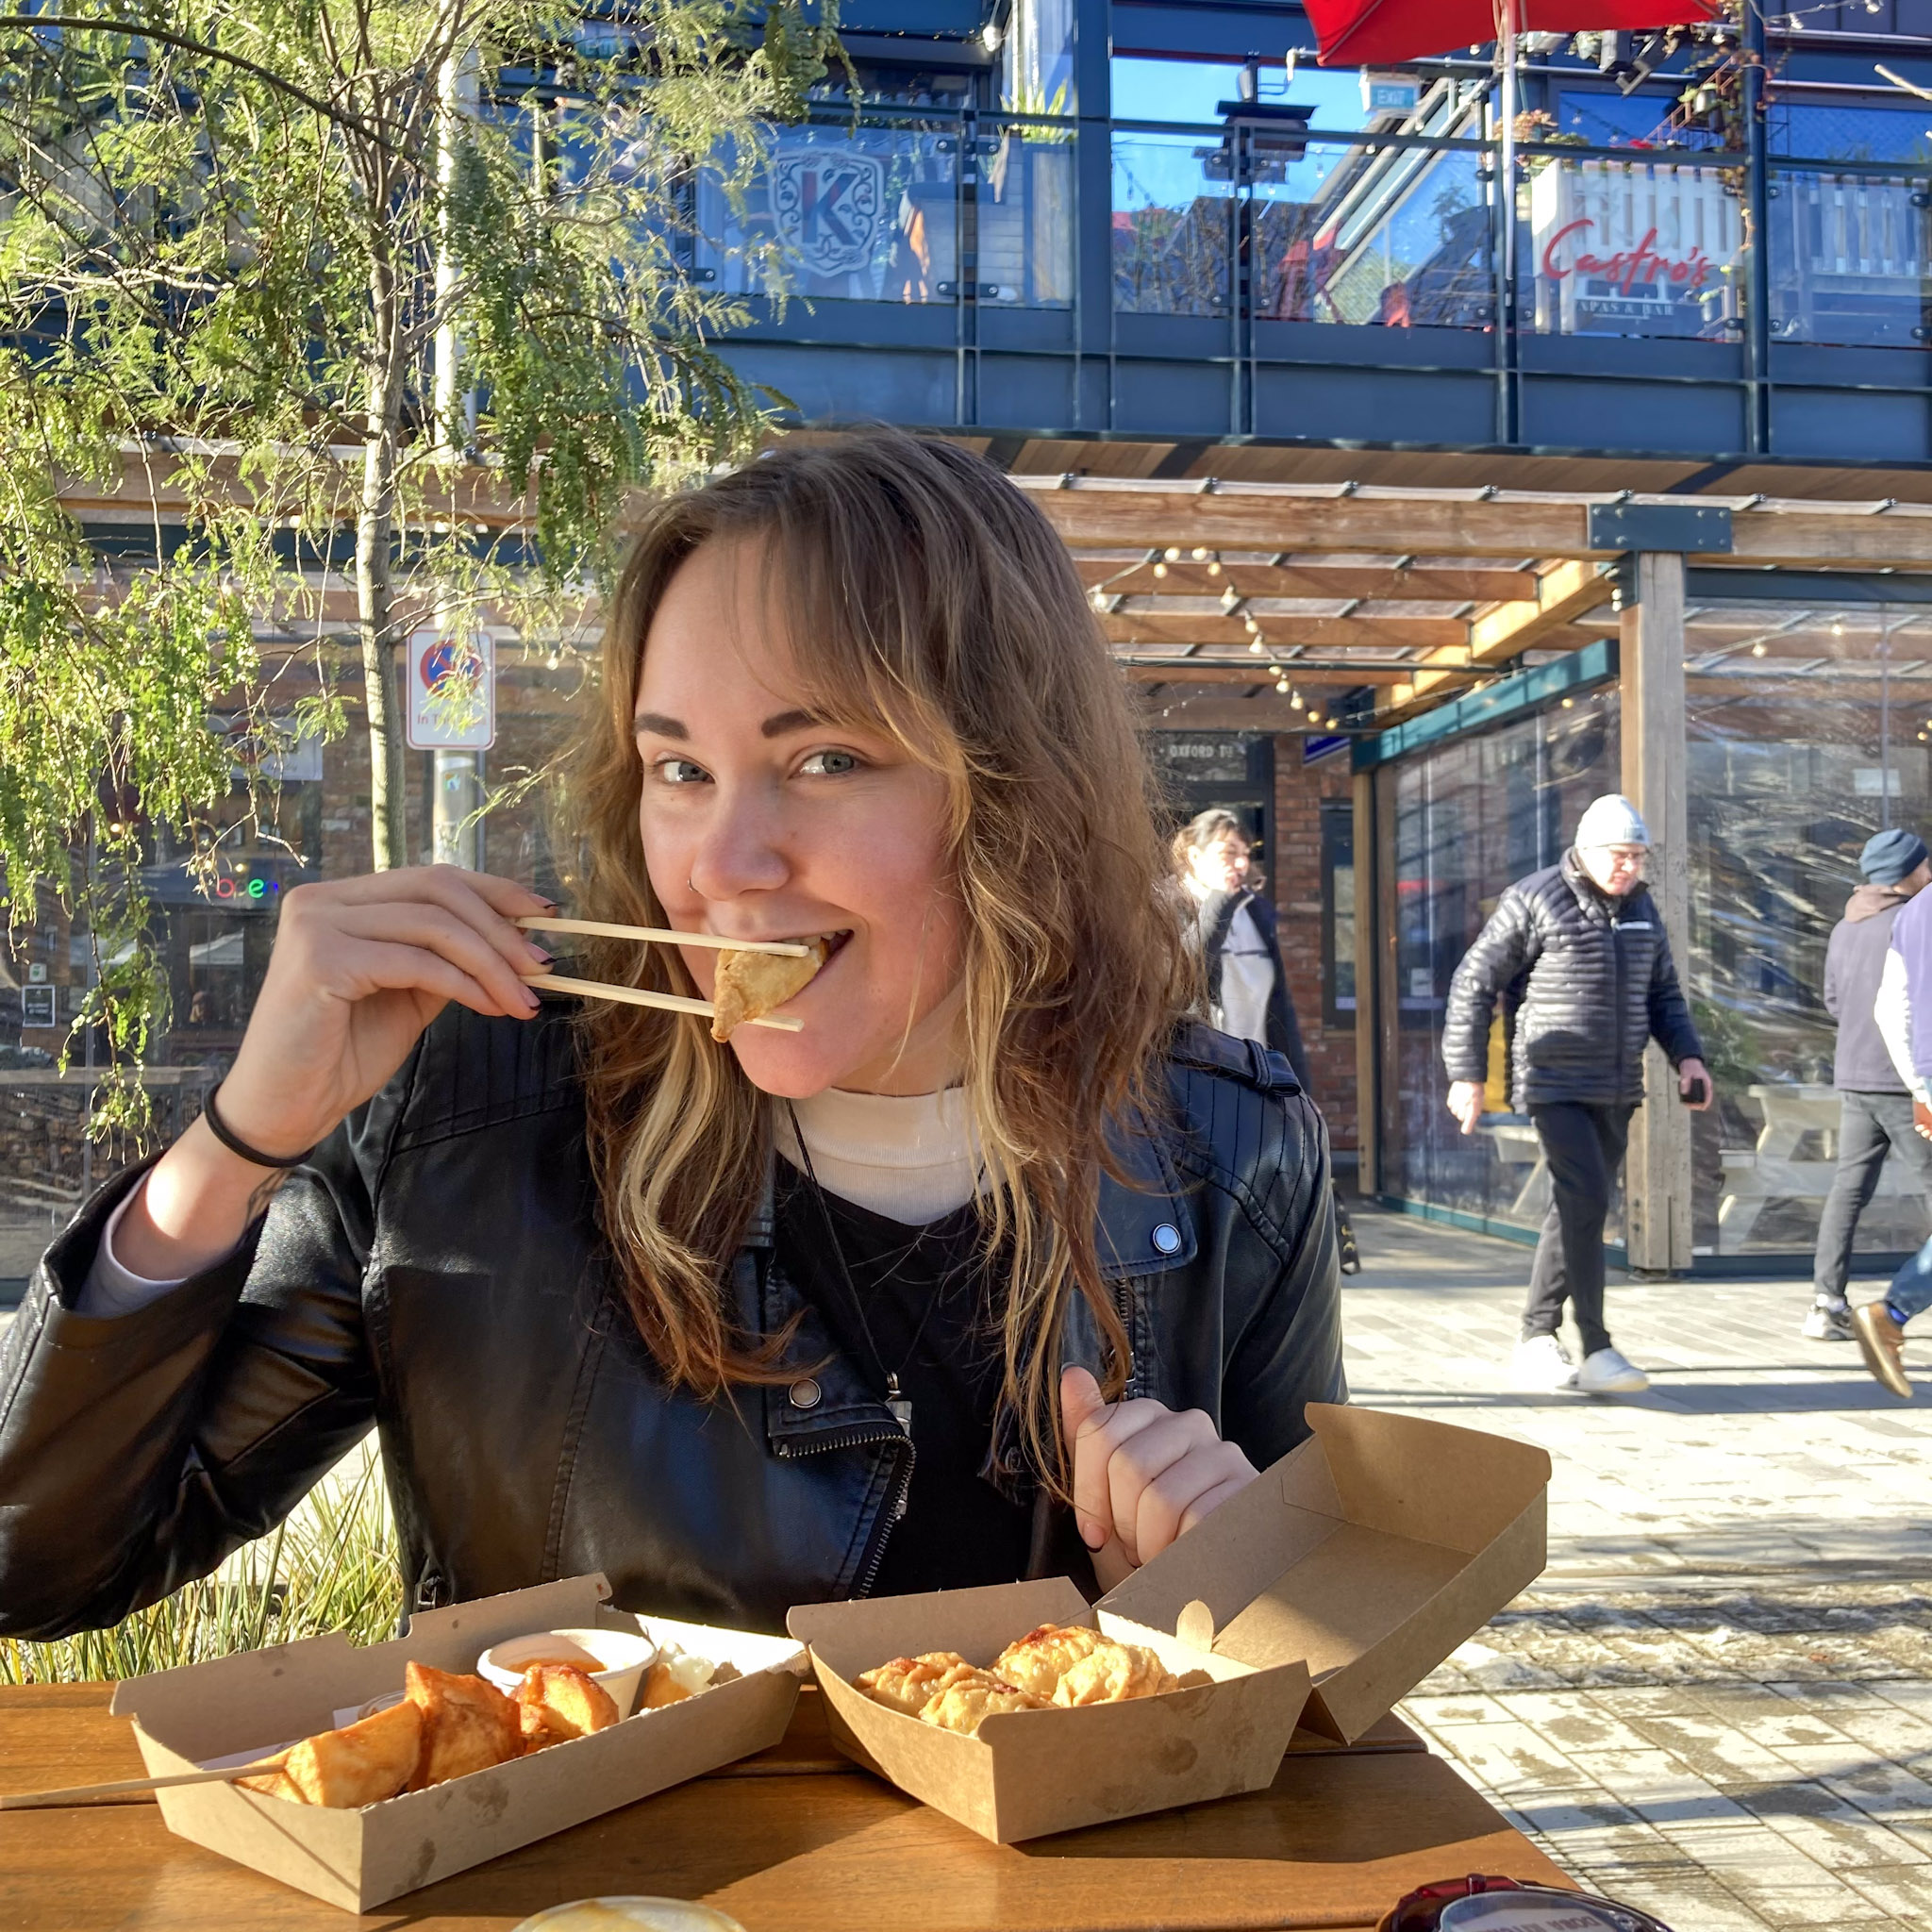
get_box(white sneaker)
[1575,1346,1650,1395]
[1512,1333,1577,1391]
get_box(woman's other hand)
[1059,1364,1258,1592]
[116,867,555,1281]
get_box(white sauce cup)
[477,1626,658,1719]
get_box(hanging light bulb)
[1163,546,1181,562]
[1832,621,1845,636]
[1191,546,1209,561]
[1249,639,1264,654]
[1751,641,1767,657]
[1243,614,1260,635]
[1208,558,1223,577]
[1290,689,1305,710]
[1220,586,1241,612]
[546,649,560,671]
[1275,677,1291,694]
[1153,561,1168,578]
[1561,696,1574,709]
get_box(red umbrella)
[1307,0,1719,66]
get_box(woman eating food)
[0,432,1343,1639]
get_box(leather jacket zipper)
[773,1423,914,1599]
[413,1567,448,1613]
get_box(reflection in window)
[1688,607,1932,1257]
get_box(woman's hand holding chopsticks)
[114,868,557,1280]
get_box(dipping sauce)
[511,1652,606,1672]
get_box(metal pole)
[1496,0,1520,444]
[432,46,482,869]
[1742,1,1771,454]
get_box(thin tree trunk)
[357,235,409,872]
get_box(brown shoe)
[1853,1300,1914,1399]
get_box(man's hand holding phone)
[1677,1058,1713,1110]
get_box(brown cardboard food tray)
[109,1573,808,1913]
[789,1404,1549,1842]
[790,1574,1313,1843]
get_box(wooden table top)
[0,1682,1572,1931]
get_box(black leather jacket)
[0,1007,1344,1641]
[1441,852,1704,1110]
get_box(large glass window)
[1687,606,1932,1257]
[1378,689,1622,1235]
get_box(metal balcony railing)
[690,106,1932,358]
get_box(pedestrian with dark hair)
[1441,794,1711,1396]
[1805,826,1932,1344]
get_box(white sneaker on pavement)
[1512,1333,1577,1391]
[1575,1346,1650,1395]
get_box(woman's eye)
[799,749,860,777]
[653,758,711,786]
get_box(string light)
[1152,561,1168,578]
[1275,677,1291,694]
[1220,586,1241,612]
[1290,689,1305,710]
[1561,696,1574,708]
[1832,621,1845,636]
[1207,558,1223,577]
[1090,589,1108,609]
[1750,641,1767,656]
[1191,546,1209,561]
[1243,615,1261,635]
[1249,639,1264,654]
[1163,546,1181,562]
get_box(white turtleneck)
[774,1086,983,1223]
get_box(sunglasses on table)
[1378,1876,1674,1931]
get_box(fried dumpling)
[237,1696,423,1808]
[709,939,827,1042]
[404,1660,522,1789]
[991,1623,1108,1701]
[920,1674,1049,1734]
[515,1662,621,1753]
[1051,1640,1177,1707]
[855,1651,976,1718]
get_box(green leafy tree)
[0,0,836,1127]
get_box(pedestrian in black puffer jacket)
[1441,794,1710,1398]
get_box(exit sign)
[1361,73,1421,113]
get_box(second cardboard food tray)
[791,1404,1552,1843]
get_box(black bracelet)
[201,1081,318,1170]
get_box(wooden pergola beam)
[1024,484,1932,573]
[1117,658,1459,688]
[1100,613,1462,652]
[1073,558,1541,602]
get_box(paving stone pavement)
[1358,1205,1932,1930]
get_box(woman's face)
[1188,833,1249,896]
[633,539,966,1098]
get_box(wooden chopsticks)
[0,1757,288,1809]
[515,917,810,957]
[512,915,808,1033]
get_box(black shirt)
[774,1162,1036,1596]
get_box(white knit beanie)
[1574,793,1651,850]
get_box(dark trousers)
[1812,1091,1932,1302]
[1523,1102,1634,1358]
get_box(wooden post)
[1620,550,1693,1274]
[1352,767,1379,1195]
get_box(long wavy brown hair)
[570,429,1193,1489]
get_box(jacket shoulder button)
[1151,1223,1183,1257]
[788,1377,823,1411]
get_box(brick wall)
[1270,736,1356,1154]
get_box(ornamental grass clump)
[0,1443,402,1685]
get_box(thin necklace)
[782,1099,949,1440]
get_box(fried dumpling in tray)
[236,1697,423,1808]
[404,1660,522,1789]
[855,1651,976,1719]
[920,1674,1049,1735]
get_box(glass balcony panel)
[1526,157,1742,339]
[1769,168,1931,349]
[693,125,958,304]
[1259,140,1493,328]
[977,128,1074,308]
[1112,132,1234,318]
